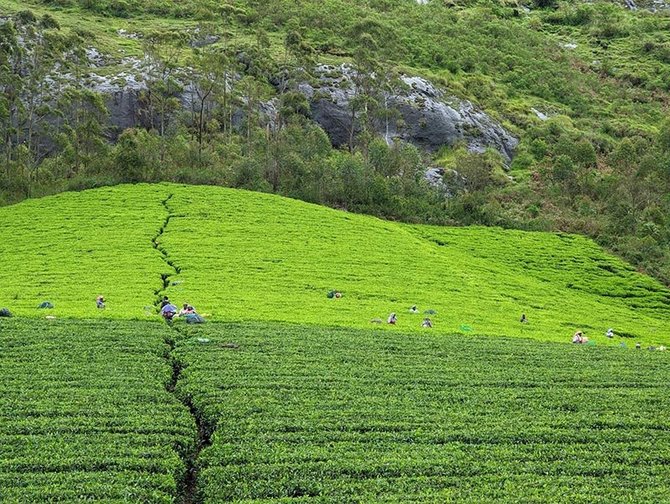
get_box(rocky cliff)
[88,59,517,162]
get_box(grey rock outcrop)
[86,56,150,134]
[425,167,446,187]
[299,65,518,163]
[89,78,146,134]
[86,60,517,162]
[425,167,465,198]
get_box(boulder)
[299,65,518,163]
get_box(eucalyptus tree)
[142,31,186,162]
[0,11,84,191]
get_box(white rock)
[531,108,549,121]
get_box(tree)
[56,38,108,176]
[0,12,78,192]
[187,45,229,164]
[657,118,670,155]
[346,20,401,156]
[112,128,160,182]
[57,88,108,176]
[141,31,185,162]
[0,20,22,175]
[348,30,380,153]
[277,20,314,98]
[609,138,638,175]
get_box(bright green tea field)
[0,185,169,319]
[1,183,669,345]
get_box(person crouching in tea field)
[161,302,177,321]
[422,317,433,328]
[96,295,105,309]
[179,303,195,316]
[387,313,397,325]
[572,331,587,344]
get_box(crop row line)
[152,194,181,308]
[152,196,216,503]
[168,326,217,504]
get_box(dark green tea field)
[0,319,194,502]
[2,318,669,502]
[175,322,670,503]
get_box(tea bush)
[2,184,669,345]
[0,318,195,502]
[174,322,670,502]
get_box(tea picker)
[161,303,177,321]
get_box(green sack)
[185,313,206,324]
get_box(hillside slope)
[0,184,169,318]
[1,184,669,344]
[3,0,670,288]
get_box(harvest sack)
[185,313,206,324]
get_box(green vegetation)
[4,316,668,501]
[3,1,670,498]
[2,184,669,345]
[2,0,670,286]
[0,318,194,502]
[0,184,169,318]
[174,322,670,502]
[163,184,670,343]
[1,182,669,501]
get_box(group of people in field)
[159,296,200,322]
[328,289,436,329]
[59,293,668,349]
[572,328,614,344]
[385,305,433,328]
[571,328,666,350]
[94,294,203,323]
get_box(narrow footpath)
[152,193,215,504]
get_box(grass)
[0,318,194,502]
[173,321,670,502]
[1,183,669,345]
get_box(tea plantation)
[174,322,670,503]
[0,184,170,319]
[1,184,669,345]
[1,184,670,502]
[0,318,195,502]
